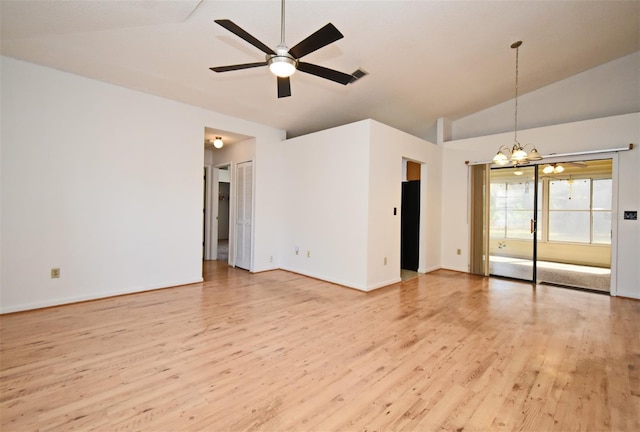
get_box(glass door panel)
[489,166,538,282]
[536,161,613,292]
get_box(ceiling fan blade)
[277,77,291,98]
[565,161,588,167]
[215,19,276,56]
[210,62,267,72]
[288,23,344,59]
[298,62,353,85]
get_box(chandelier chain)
[514,42,519,145]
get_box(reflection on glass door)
[536,160,613,292]
[489,166,539,282]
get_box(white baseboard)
[0,277,204,314]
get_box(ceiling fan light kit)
[210,0,358,98]
[493,41,543,167]
[268,46,298,78]
[543,163,565,174]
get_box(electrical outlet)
[295,246,299,255]
[269,255,273,263]
[384,257,387,265]
[51,268,60,278]
[457,249,461,255]
[306,250,311,258]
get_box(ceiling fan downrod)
[280,0,286,45]
[268,0,298,78]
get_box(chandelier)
[493,41,542,166]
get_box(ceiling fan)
[210,0,360,98]
[542,161,587,174]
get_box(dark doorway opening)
[401,179,420,271]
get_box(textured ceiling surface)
[2,0,639,140]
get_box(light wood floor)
[1,262,639,431]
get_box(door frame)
[204,162,233,263]
[203,165,218,261]
[488,164,539,283]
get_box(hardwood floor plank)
[1,262,639,431]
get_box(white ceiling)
[2,0,639,140]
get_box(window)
[548,179,591,243]
[548,178,611,244]
[491,171,611,245]
[592,179,613,244]
[490,180,540,239]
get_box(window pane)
[536,209,543,240]
[490,183,506,238]
[490,210,506,238]
[549,211,590,242]
[593,179,612,210]
[506,210,532,239]
[507,181,534,210]
[549,179,590,210]
[593,211,611,244]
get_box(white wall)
[368,121,442,289]
[253,131,285,272]
[452,51,640,140]
[279,121,371,289]
[277,119,441,291]
[1,56,285,313]
[441,113,640,299]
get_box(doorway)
[401,159,422,278]
[487,159,613,292]
[203,164,231,263]
[216,165,231,262]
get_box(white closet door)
[235,161,253,270]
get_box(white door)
[235,161,253,270]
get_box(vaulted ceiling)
[2,0,638,139]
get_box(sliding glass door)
[470,159,613,291]
[488,166,539,282]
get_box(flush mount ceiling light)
[213,136,223,148]
[493,41,543,167]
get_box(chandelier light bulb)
[493,151,509,166]
[511,147,528,162]
[213,137,223,149]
